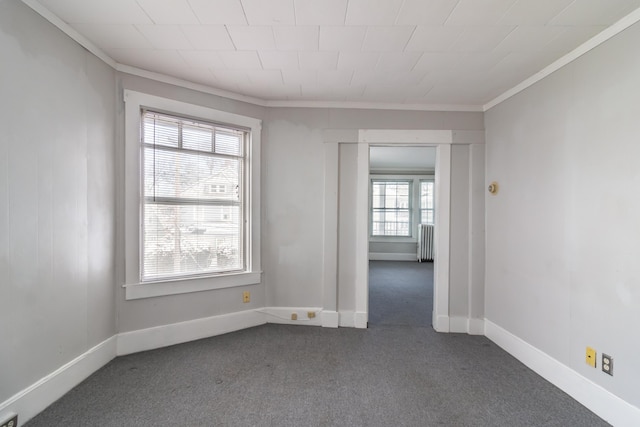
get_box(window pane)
[215,129,242,156]
[143,204,243,280]
[183,124,212,152]
[144,147,240,201]
[371,180,411,236]
[144,115,178,147]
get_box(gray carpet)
[369,260,433,327]
[25,262,608,426]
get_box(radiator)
[417,224,434,262]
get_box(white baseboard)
[0,336,116,426]
[432,314,450,332]
[354,311,368,329]
[339,310,355,327]
[259,307,323,326]
[321,310,339,328]
[368,252,416,261]
[117,309,266,356]
[468,318,485,335]
[449,316,468,333]
[485,320,640,427]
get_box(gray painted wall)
[485,21,640,408]
[0,1,116,403]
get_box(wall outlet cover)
[602,353,613,376]
[0,413,18,427]
[586,347,596,368]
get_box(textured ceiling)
[32,0,640,107]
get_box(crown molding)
[484,6,640,111]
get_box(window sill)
[369,236,416,243]
[124,271,262,300]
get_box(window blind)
[141,110,246,281]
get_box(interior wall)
[114,74,267,332]
[0,0,116,403]
[485,21,640,408]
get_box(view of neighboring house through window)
[371,180,411,236]
[142,110,246,281]
[420,180,435,224]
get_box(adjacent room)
[2,0,640,425]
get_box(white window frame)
[123,90,261,300]
[370,179,413,238]
[419,179,435,225]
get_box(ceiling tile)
[376,52,422,72]
[170,67,219,87]
[294,0,348,25]
[405,26,463,52]
[320,26,367,51]
[345,0,404,25]
[217,51,263,68]
[546,26,607,53]
[241,0,296,25]
[337,52,380,70]
[317,70,354,86]
[136,0,199,25]
[413,52,460,73]
[227,26,276,50]
[236,82,301,100]
[70,24,152,49]
[187,0,248,25]
[259,51,299,69]
[273,26,319,50]
[180,26,235,50]
[244,69,284,85]
[361,85,411,102]
[494,26,566,52]
[499,0,574,25]
[353,69,426,85]
[299,52,339,70]
[445,0,517,25]
[396,0,459,25]
[450,26,514,52]
[282,69,317,85]
[136,25,194,50]
[178,50,226,68]
[105,48,188,73]
[38,0,153,24]
[549,0,640,25]
[211,68,251,85]
[362,27,415,52]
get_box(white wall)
[485,21,640,412]
[0,0,116,404]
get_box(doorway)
[368,146,436,327]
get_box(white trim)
[485,320,640,427]
[322,143,339,313]
[449,316,469,333]
[432,314,450,332]
[0,337,116,425]
[321,310,340,328]
[339,311,356,328]
[124,272,261,300]
[267,100,482,112]
[468,318,485,335]
[484,8,640,111]
[259,307,324,326]
[355,143,370,322]
[118,64,267,107]
[122,90,262,300]
[432,144,451,333]
[359,130,452,144]
[354,312,368,329]
[117,310,265,356]
[368,252,416,261]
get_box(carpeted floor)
[25,262,608,426]
[368,260,433,327]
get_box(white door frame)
[320,129,453,331]
[354,130,452,331]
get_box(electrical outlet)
[307,311,316,319]
[602,354,613,376]
[291,313,297,321]
[586,347,596,368]
[1,413,18,427]
[242,291,250,303]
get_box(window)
[420,180,435,224]
[142,111,246,281]
[371,180,411,236]
[124,90,261,300]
